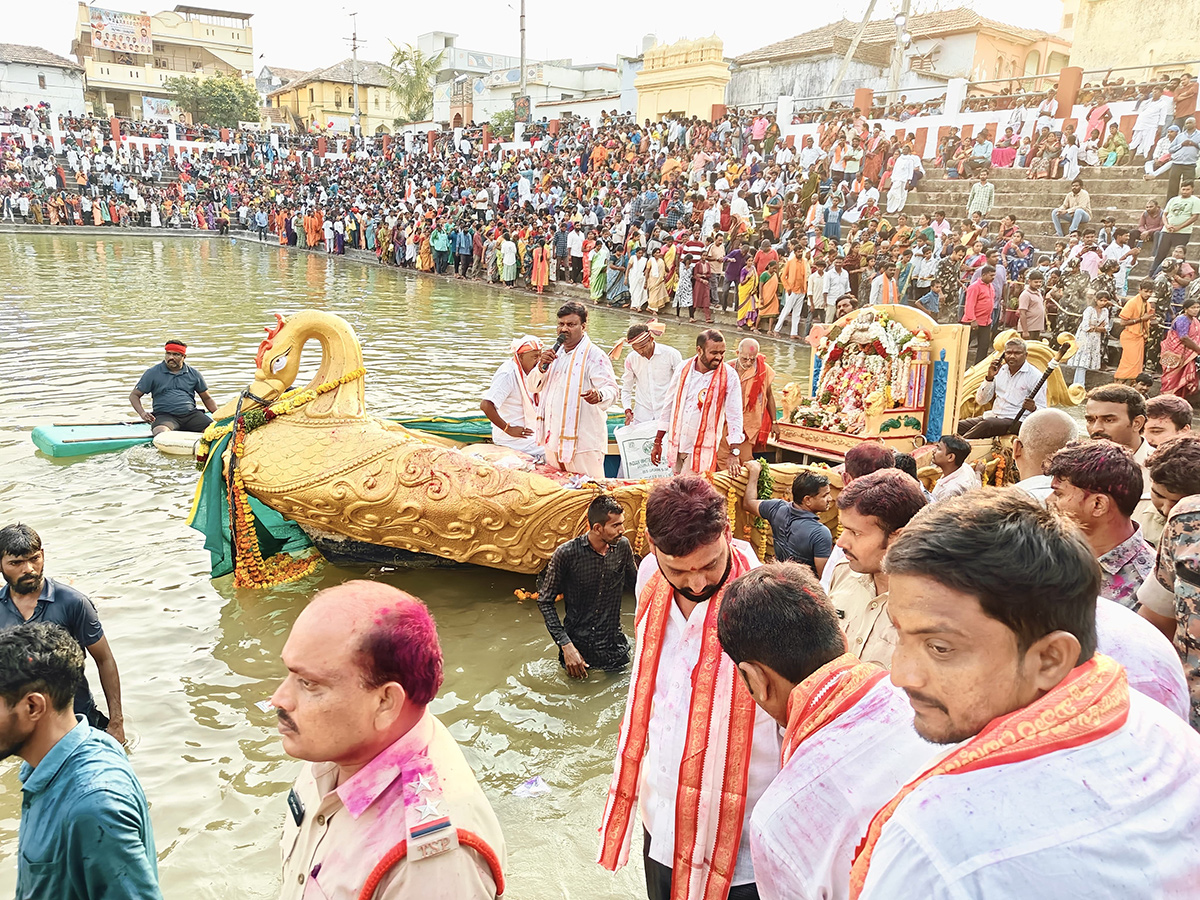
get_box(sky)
[12,0,1066,71]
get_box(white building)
[0,44,86,115]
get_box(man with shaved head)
[1012,408,1079,502]
[733,337,777,458]
[274,581,506,900]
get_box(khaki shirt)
[280,711,505,900]
[827,561,896,669]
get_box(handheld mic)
[541,332,568,371]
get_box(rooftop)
[267,58,395,96]
[263,65,307,83]
[735,9,1060,66]
[173,5,254,20]
[0,43,84,71]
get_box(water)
[0,234,813,898]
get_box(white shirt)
[567,230,585,257]
[751,680,934,900]
[481,359,539,453]
[1014,473,1053,502]
[657,361,746,454]
[622,344,684,425]
[824,266,851,302]
[974,360,1047,419]
[929,463,981,503]
[858,690,1200,899]
[640,545,779,886]
[1095,597,1189,720]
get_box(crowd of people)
[4,89,1200,383]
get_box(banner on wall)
[90,7,153,55]
[141,96,181,121]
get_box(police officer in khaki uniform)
[273,581,506,899]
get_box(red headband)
[165,342,187,355]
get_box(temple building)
[635,36,730,122]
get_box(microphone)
[540,332,568,371]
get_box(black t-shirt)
[758,500,834,573]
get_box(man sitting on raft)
[129,340,218,435]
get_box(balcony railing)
[83,58,230,91]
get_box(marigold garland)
[199,368,366,588]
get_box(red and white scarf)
[598,545,757,900]
[665,359,729,475]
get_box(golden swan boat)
[193,310,809,585]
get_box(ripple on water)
[0,234,814,899]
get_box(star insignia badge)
[416,799,441,822]
[408,774,433,794]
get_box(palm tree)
[387,42,445,125]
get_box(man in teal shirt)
[4,623,159,899]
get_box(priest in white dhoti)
[529,301,618,480]
[717,563,933,900]
[480,334,543,455]
[851,492,1200,900]
[652,329,748,476]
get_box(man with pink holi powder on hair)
[274,581,506,899]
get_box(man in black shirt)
[741,460,834,577]
[537,495,636,678]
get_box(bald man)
[274,582,506,900]
[731,338,777,458]
[1012,408,1080,502]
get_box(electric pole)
[519,0,527,100]
[344,12,364,136]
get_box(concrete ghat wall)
[780,97,1161,161]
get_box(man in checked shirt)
[538,495,637,678]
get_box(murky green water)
[0,234,812,898]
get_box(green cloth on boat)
[187,430,313,579]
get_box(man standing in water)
[275,581,506,899]
[129,340,218,435]
[530,302,618,480]
[538,495,636,678]
[0,524,125,743]
[2,623,160,899]
[599,476,780,900]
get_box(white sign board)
[614,422,672,481]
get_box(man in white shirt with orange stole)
[598,477,779,900]
[850,491,1200,899]
[529,301,618,480]
[717,562,933,900]
[651,329,748,477]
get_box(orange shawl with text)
[598,547,758,900]
[781,653,886,766]
[848,655,1130,898]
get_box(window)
[1024,50,1041,76]
[1062,13,1074,27]
[374,93,379,109]
[334,88,342,108]
[38,74,47,90]
[309,88,315,102]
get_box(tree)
[163,73,260,127]
[387,42,444,126]
[489,109,515,140]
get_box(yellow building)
[636,36,730,122]
[72,3,254,119]
[1065,0,1200,74]
[266,59,397,134]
